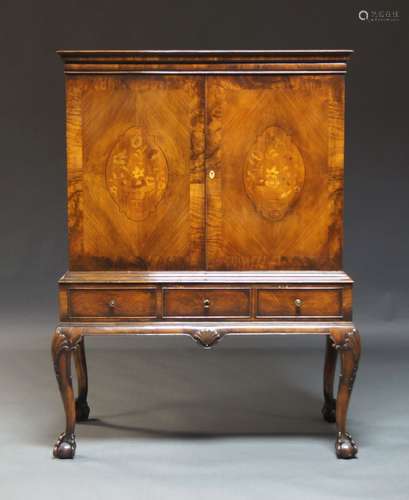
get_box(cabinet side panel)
[206,75,345,270]
[327,77,345,268]
[66,77,84,264]
[65,75,205,270]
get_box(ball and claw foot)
[322,398,336,423]
[75,398,90,422]
[336,432,358,459]
[53,432,76,459]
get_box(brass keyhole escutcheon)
[208,170,215,180]
[294,298,302,313]
[203,298,211,309]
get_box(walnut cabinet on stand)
[52,50,361,459]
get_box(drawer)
[256,288,342,318]
[164,288,250,318]
[69,288,157,318]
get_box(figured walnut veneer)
[52,50,360,460]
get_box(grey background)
[0,1,408,499]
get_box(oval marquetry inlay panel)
[106,127,168,222]
[243,126,305,221]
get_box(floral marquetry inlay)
[243,126,305,221]
[106,127,168,222]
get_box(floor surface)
[1,314,408,500]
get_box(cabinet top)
[57,49,353,74]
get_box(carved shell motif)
[243,127,305,221]
[106,127,168,222]
[192,329,222,349]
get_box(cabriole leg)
[322,335,338,422]
[74,337,90,422]
[52,327,82,459]
[332,328,361,459]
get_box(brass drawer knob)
[203,298,211,309]
[208,170,215,180]
[108,299,116,308]
[294,298,303,308]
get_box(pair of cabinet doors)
[66,74,344,271]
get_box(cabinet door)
[205,76,344,270]
[66,75,205,270]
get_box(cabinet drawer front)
[69,289,156,318]
[164,288,250,318]
[257,288,342,318]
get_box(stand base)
[51,320,361,460]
